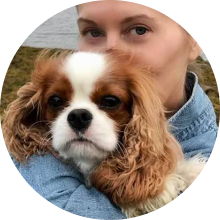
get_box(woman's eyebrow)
[121,14,157,24]
[77,18,98,26]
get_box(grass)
[0,46,219,124]
[1,46,42,116]
[188,56,220,123]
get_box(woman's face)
[77,0,201,111]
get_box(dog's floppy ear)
[2,81,50,163]
[91,69,183,208]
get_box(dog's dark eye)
[48,95,63,109]
[100,96,121,109]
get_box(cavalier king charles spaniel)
[2,50,206,217]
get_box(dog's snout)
[67,109,93,132]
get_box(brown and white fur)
[2,50,206,218]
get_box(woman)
[12,1,218,219]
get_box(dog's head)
[47,51,136,172]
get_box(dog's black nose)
[67,109,93,133]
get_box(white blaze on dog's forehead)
[64,52,107,99]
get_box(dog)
[2,50,206,218]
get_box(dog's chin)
[59,137,110,162]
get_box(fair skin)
[77,0,201,115]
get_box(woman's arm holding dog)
[12,153,126,219]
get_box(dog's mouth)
[62,136,108,153]
[72,136,94,145]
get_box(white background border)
[0,0,220,219]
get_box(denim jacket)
[12,72,218,219]
[169,72,218,158]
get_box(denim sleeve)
[12,154,126,220]
[181,126,218,159]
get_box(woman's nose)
[106,33,123,51]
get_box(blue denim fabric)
[11,72,218,219]
[12,155,125,219]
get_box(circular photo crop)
[1,1,219,219]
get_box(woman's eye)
[82,29,104,38]
[129,26,149,36]
[100,96,121,109]
[48,95,63,109]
